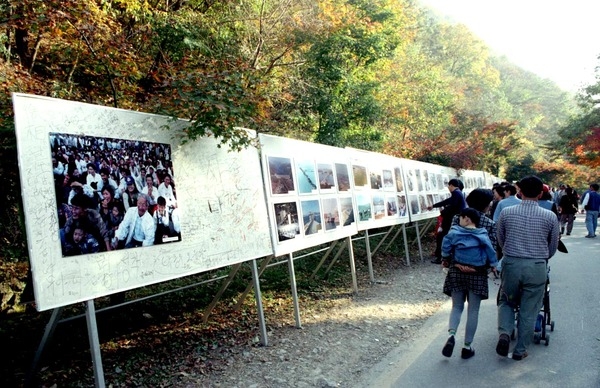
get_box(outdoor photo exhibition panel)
[346,148,410,231]
[401,159,457,223]
[13,94,273,311]
[459,169,487,195]
[259,134,359,257]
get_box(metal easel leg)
[287,253,302,328]
[85,300,105,388]
[250,259,268,346]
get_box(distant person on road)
[558,186,579,235]
[440,207,498,359]
[580,183,600,238]
[496,175,559,361]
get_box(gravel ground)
[173,256,448,388]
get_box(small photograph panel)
[300,199,322,236]
[410,197,420,215]
[322,198,340,231]
[372,193,385,220]
[386,196,398,216]
[317,163,336,191]
[442,174,450,187]
[423,170,433,191]
[268,156,295,195]
[296,159,318,194]
[436,173,443,189]
[415,169,423,192]
[339,197,355,226]
[394,167,404,193]
[335,163,351,192]
[397,195,407,217]
[352,165,368,188]
[426,194,435,212]
[356,192,372,221]
[274,201,300,242]
[383,169,394,191]
[419,195,428,213]
[406,170,416,192]
[370,171,382,190]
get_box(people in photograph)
[61,193,112,253]
[142,174,159,209]
[496,175,559,361]
[85,163,102,193]
[113,194,156,249]
[440,208,498,359]
[63,226,100,256]
[122,175,141,212]
[153,196,181,244]
[158,173,177,208]
[98,167,120,200]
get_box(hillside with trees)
[1,0,599,303]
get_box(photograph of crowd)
[50,133,182,257]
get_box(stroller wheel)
[550,321,555,332]
[533,333,541,344]
[544,334,550,346]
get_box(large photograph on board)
[14,94,273,311]
[51,134,182,257]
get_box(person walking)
[581,183,600,238]
[496,175,560,361]
[493,184,521,222]
[427,178,467,264]
[558,186,579,235]
[440,207,498,359]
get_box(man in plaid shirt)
[495,175,560,361]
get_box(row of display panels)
[13,94,501,310]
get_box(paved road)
[361,216,600,388]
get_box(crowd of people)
[432,175,600,361]
[51,133,182,257]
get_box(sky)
[418,0,600,92]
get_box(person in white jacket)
[113,194,155,248]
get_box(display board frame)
[13,94,273,311]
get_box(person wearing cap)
[122,175,141,212]
[493,183,521,222]
[439,207,498,359]
[496,175,559,361]
[427,178,467,264]
[538,184,558,218]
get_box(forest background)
[2,0,600,378]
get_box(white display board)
[459,169,487,195]
[346,148,410,231]
[401,159,457,222]
[13,94,273,311]
[259,134,358,257]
